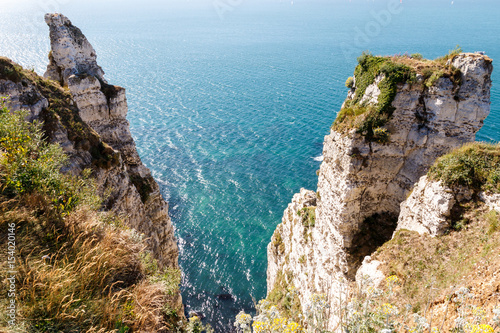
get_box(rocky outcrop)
[355,256,385,289]
[267,53,493,329]
[41,13,179,268]
[267,189,318,294]
[395,176,456,236]
[397,176,499,237]
[0,14,178,270]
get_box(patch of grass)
[485,210,499,235]
[333,52,416,141]
[0,102,183,332]
[298,206,316,241]
[373,203,500,319]
[0,57,29,83]
[428,142,500,193]
[272,226,285,256]
[298,206,316,228]
[266,271,301,320]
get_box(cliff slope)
[0,13,178,269]
[267,52,494,329]
[43,13,179,268]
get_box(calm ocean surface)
[1,0,499,331]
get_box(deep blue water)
[1,1,499,331]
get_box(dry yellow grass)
[0,197,182,332]
[372,202,500,331]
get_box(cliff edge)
[42,13,179,268]
[267,52,494,329]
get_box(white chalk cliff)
[43,13,179,268]
[0,13,178,270]
[267,53,493,329]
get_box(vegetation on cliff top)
[428,142,500,193]
[333,47,467,143]
[371,201,500,332]
[0,101,183,332]
[0,57,120,170]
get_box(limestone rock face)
[481,193,500,212]
[395,176,455,236]
[396,176,500,236]
[40,13,178,268]
[0,76,49,121]
[267,53,493,330]
[44,13,105,84]
[355,256,385,289]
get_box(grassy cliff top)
[332,48,478,142]
[428,142,500,193]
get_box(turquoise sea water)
[1,1,499,331]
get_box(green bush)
[428,142,500,193]
[0,98,98,213]
[345,76,354,89]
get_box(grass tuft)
[428,142,500,193]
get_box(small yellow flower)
[380,303,398,316]
[467,324,494,333]
[252,321,270,333]
[284,321,302,333]
[472,306,486,319]
[386,275,399,284]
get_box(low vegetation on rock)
[333,47,470,143]
[428,142,500,193]
[0,100,183,332]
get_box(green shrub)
[411,53,424,60]
[428,142,500,193]
[345,76,354,89]
[0,98,99,213]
